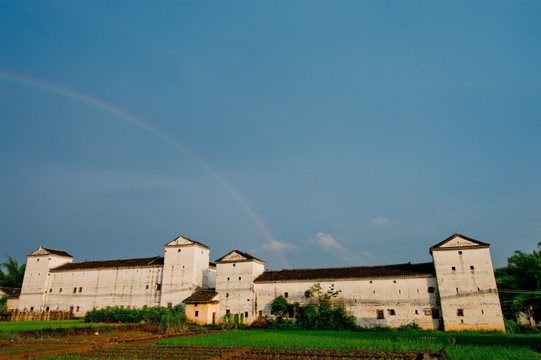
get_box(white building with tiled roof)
[17,233,505,331]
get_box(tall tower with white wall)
[160,235,212,308]
[214,249,265,324]
[430,233,505,331]
[18,247,73,311]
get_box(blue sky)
[1,1,540,271]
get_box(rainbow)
[0,70,291,268]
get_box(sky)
[1,1,540,271]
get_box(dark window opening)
[239,276,241,280]
[30,307,34,311]
[470,265,475,270]
[73,287,77,293]
[451,266,456,271]
[46,307,50,312]
[76,306,80,312]
[79,287,82,293]
[226,309,230,314]
[456,288,459,293]
[388,309,396,316]
[481,309,484,314]
[49,289,52,293]
[226,293,229,297]
[284,292,288,298]
[59,288,62,293]
[245,311,249,318]
[178,249,181,252]
[167,302,172,308]
[233,264,236,267]
[431,308,440,319]
[428,287,435,293]
[155,283,161,291]
[259,310,263,316]
[69,306,74,312]
[195,311,199,317]
[415,309,419,315]
[457,309,464,316]
[377,310,384,319]
[458,251,462,255]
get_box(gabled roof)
[0,287,21,298]
[27,246,73,258]
[50,256,164,272]
[215,249,265,264]
[430,233,490,254]
[183,290,218,304]
[254,262,435,283]
[164,235,211,250]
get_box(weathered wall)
[255,276,441,329]
[185,303,218,325]
[215,260,265,324]
[432,245,505,331]
[44,266,163,316]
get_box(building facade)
[17,233,505,331]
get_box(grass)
[158,329,541,360]
[0,319,92,332]
[157,329,450,352]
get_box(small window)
[49,288,52,293]
[387,309,396,316]
[428,287,435,293]
[398,290,401,294]
[451,266,456,271]
[59,288,63,293]
[478,287,480,291]
[195,311,199,317]
[369,280,373,284]
[73,287,77,294]
[259,310,263,316]
[146,285,149,289]
[458,251,462,255]
[461,319,464,324]
[393,280,396,283]
[415,309,418,315]
[76,306,80,312]
[226,309,230,314]
[373,290,376,294]
[239,276,241,280]
[284,292,288,298]
[178,249,181,252]
[481,309,484,314]
[70,306,74,312]
[226,293,229,297]
[431,308,440,319]
[30,307,34,311]
[457,309,464,316]
[194,304,198,307]
[377,310,384,319]
[167,302,172,308]
[470,265,475,270]
[46,307,50,312]
[424,309,432,316]
[245,311,248,318]
[156,283,161,291]
[227,277,230,281]
[37,258,39,262]
[79,287,82,293]
[233,264,236,267]
[456,288,459,293]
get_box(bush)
[84,305,186,334]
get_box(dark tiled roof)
[0,287,21,297]
[28,246,73,258]
[183,290,218,304]
[50,256,164,272]
[215,249,265,263]
[254,262,435,282]
[430,233,490,253]
[164,235,211,250]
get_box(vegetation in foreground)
[158,328,541,360]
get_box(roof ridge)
[266,262,432,272]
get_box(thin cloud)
[312,232,362,264]
[372,217,392,227]
[261,239,297,252]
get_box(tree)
[495,243,541,323]
[0,255,26,288]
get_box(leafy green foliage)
[0,295,8,315]
[84,305,186,334]
[495,242,541,322]
[269,283,356,330]
[0,255,25,288]
[222,312,245,329]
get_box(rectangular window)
[457,309,464,316]
[59,288,62,293]
[415,309,418,315]
[431,308,440,319]
[46,307,50,312]
[458,251,462,255]
[451,266,456,271]
[146,285,149,289]
[387,309,396,316]
[470,265,475,270]
[155,283,161,291]
[76,306,80,312]
[428,287,435,293]
[239,276,242,280]
[79,287,82,293]
[226,309,230,314]
[167,302,172,308]
[30,307,34,311]
[259,310,263,316]
[284,292,288,298]
[73,287,77,294]
[245,311,248,318]
[195,311,199,317]
[424,309,432,316]
[70,306,74,312]
[49,288,52,293]
[377,310,384,319]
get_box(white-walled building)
[17,233,505,331]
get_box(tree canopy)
[495,242,541,323]
[0,255,25,288]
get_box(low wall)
[0,310,73,321]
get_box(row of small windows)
[48,283,162,293]
[376,308,439,319]
[282,287,436,299]
[451,265,475,271]
[226,277,242,281]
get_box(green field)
[0,319,101,332]
[158,329,541,360]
